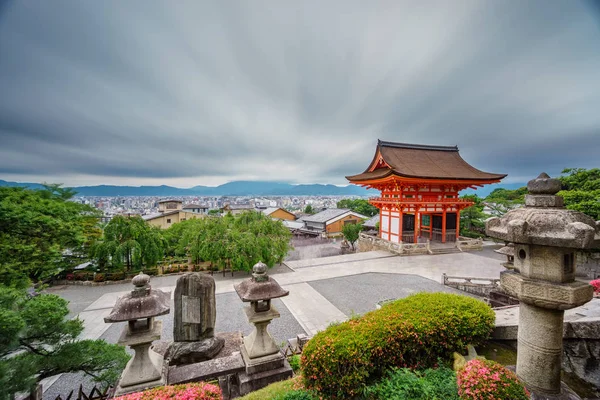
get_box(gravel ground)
[309,272,479,317]
[46,263,293,317]
[43,293,304,399]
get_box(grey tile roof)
[363,214,380,228]
[301,208,351,223]
[142,210,179,220]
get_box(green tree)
[460,195,488,238]
[171,211,291,274]
[207,209,221,216]
[558,168,600,220]
[484,187,526,217]
[93,215,165,271]
[0,286,129,399]
[304,204,315,214]
[342,223,363,250]
[0,186,101,288]
[336,198,378,217]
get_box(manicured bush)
[274,390,317,400]
[288,354,301,373]
[302,293,495,398]
[145,268,159,276]
[457,359,529,400]
[93,273,105,282]
[113,382,222,400]
[239,377,300,400]
[363,367,459,400]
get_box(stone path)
[280,283,347,335]
[44,248,507,398]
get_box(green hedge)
[301,293,495,398]
[363,367,459,400]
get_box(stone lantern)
[486,173,599,398]
[104,272,170,396]
[234,262,292,394]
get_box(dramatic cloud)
[0,0,599,186]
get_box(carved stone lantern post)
[486,173,599,398]
[234,262,292,394]
[104,272,170,396]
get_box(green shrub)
[145,269,158,276]
[288,354,301,373]
[274,390,317,400]
[364,367,459,400]
[93,273,105,282]
[302,293,495,398]
[457,359,529,400]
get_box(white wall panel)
[390,216,399,234]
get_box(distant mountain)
[0,179,378,196]
[0,178,525,197]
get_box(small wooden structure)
[346,140,505,243]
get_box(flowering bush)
[457,359,529,400]
[113,382,222,400]
[590,279,600,295]
[302,293,495,398]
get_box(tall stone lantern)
[234,262,292,393]
[486,173,599,398]
[104,272,170,396]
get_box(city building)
[299,208,367,237]
[143,200,205,229]
[261,207,297,221]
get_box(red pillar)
[442,208,447,243]
[414,209,419,244]
[456,209,461,239]
[399,208,403,242]
[379,210,383,238]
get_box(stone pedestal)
[517,303,564,395]
[115,321,165,396]
[243,306,280,358]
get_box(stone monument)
[165,273,224,366]
[104,272,170,396]
[234,262,293,395]
[486,173,599,399]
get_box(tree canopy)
[342,223,363,250]
[558,168,600,220]
[165,211,291,272]
[0,286,129,398]
[336,198,378,217]
[93,215,166,271]
[0,185,101,288]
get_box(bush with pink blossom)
[457,359,529,400]
[113,382,222,400]
[590,279,600,295]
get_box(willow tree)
[172,211,291,274]
[93,215,165,271]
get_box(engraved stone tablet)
[182,295,201,324]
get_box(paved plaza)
[43,246,506,399]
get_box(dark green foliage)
[484,187,527,217]
[288,354,301,373]
[342,222,362,250]
[336,198,378,217]
[93,215,166,271]
[558,168,600,220]
[0,185,101,288]
[304,204,315,214]
[302,293,495,398]
[459,195,487,238]
[363,367,459,400]
[0,286,129,399]
[165,211,291,272]
[274,390,317,400]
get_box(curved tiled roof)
[346,140,506,182]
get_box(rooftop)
[346,139,506,182]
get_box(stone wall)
[442,274,500,297]
[576,250,600,279]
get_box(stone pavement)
[43,248,506,397]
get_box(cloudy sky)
[0,1,599,187]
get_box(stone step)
[430,247,462,255]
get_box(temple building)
[346,140,506,243]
